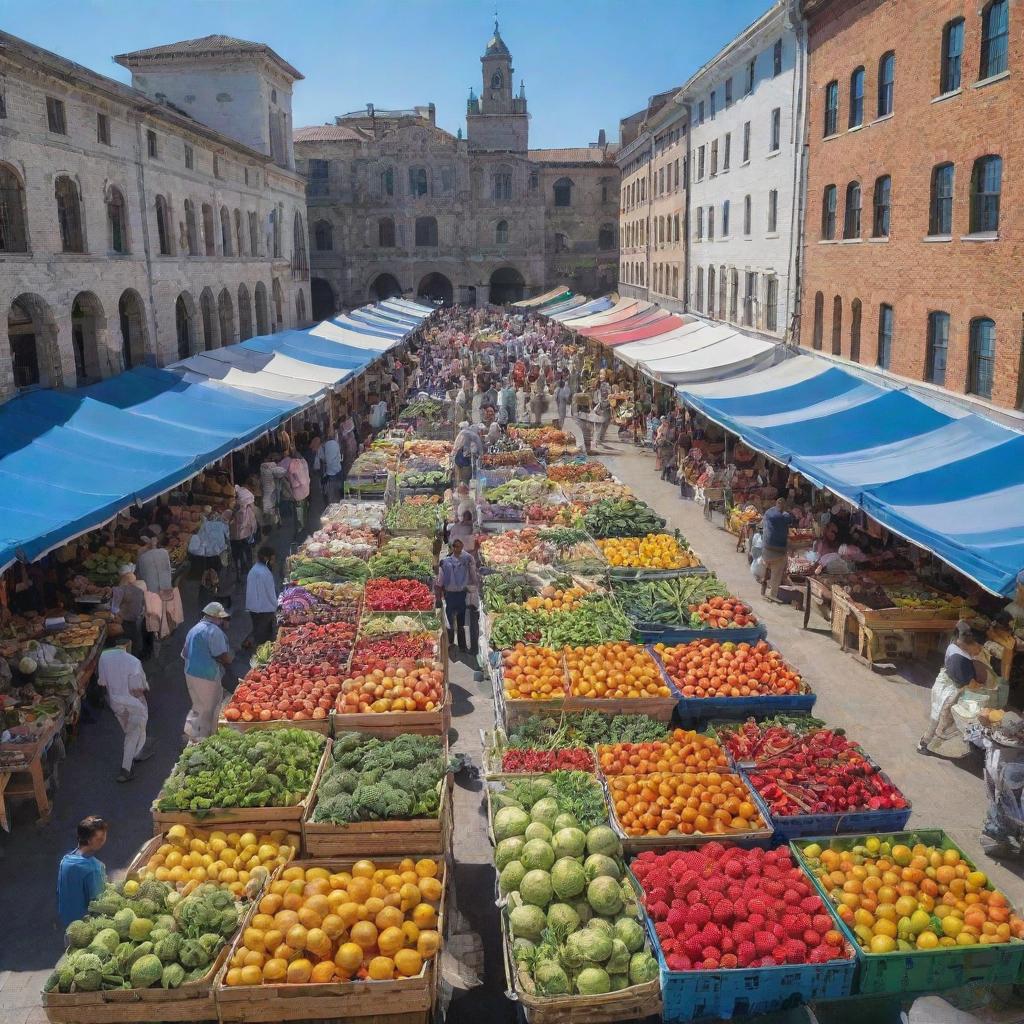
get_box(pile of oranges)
[502,645,566,701]
[597,729,729,775]
[597,533,700,570]
[521,585,589,612]
[801,837,1024,953]
[565,643,671,699]
[656,639,804,699]
[608,771,766,838]
[224,858,442,986]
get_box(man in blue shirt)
[436,539,478,655]
[180,602,233,742]
[57,816,108,926]
[760,497,795,601]
[244,547,278,649]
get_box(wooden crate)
[41,945,229,1024]
[302,773,453,858]
[214,855,446,1022]
[563,695,675,721]
[332,693,451,738]
[152,739,330,837]
[219,716,332,736]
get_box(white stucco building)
[682,1,804,340]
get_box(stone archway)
[7,293,60,389]
[417,272,453,307]
[254,282,270,335]
[176,292,197,359]
[237,284,253,341]
[218,288,236,346]
[71,291,106,383]
[200,287,219,350]
[310,277,336,321]
[272,278,284,329]
[369,273,402,302]
[488,266,525,305]
[117,289,147,371]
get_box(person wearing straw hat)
[180,602,233,743]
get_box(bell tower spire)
[467,17,528,152]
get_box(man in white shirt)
[136,533,172,594]
[244,546,278,648]
[314,433,343,502]
[370,397,389,433]
[97,644,153,782]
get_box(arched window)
[831,296,843,354]
[184,199,199,255]
[812,291,824,349]
[218,287,235,345]
[553,232,568,253]
[118,289,147,370]
[599,223,615,251]
[850,298,862,362]
[296,289,307,325]
[553,177,572,207]
[414,216,437,247]
[220,206,233,256]
[237,284,252,341]
[9,295,57,389]
[877,52,895,116]
[495,219,509,244]
[248,211,259,256]
[980,0,1009,80]
[106,186,128,254]
[926,310,950,385]
[0,163,29,252]
[971,155,1002,233]
[71,293,103,384]
[695,266,704,309]
[154,194,172,255]
[235,209,244,256]
[314,219,333,251]
[55,175,85,252]
[968,317,996,398]
[877,304,894,368]
[821,184,837,239]
[849,67,865,128]
[200,288,218,350]
[175,293,194,359]
[941,18,965,94]
[492,168,512,201]
[843,182,861,238]
[409,167,428,197]
[202,203,215,256]
[872,176,891,237]
[823,80,839,136]
[707,266,716,315]
[293,212,308,276]
[254,282,270,335]
[378,217,396,247]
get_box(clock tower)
[466,20,528,152]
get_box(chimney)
[598,128,607,148]
[428,102,436,124]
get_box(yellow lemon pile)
[224,858,443,986]
[598,533,699,570]
[522,585,589,612]
[136,824,297,898]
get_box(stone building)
[0,31,310,401]
[616,90,687,312]
[294,22,620,313]
[799,0,1021,409]
[684,1,803,340]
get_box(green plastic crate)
[790,830,1024,996]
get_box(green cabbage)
[89,928,120,955]
[524,822,553,843]
[587,876,623,916]
[535,960,570,995]
[520,838,555,872]
[495,836,526,871]
[161,963,186,989]
[65,920,95,949]
[550,857,587,900]
[509,905,547,942]
[546,903,580,934]
[551,827,586,859]
[606,938,631,974]
[493,806,531,842]
[576,966,611,994]
[520,869,553,908]
[628,951,658,985]
[129,954,164,989]
[614,917,645,953]
[499,860,527,896]
[584,853,620,881]
[552,812,579,831]
[529,796,560,829]
[585,825,621,858]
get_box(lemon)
[909,910,932,935]
[869,934,896,954]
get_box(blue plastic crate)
[647,644,816,723]
[633,874,855,1021]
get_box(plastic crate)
[632,870,855,1021]
[647,645,816,723]
[633,623,766,645]
[791,830,1024,996]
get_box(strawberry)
[762,878,785,898]
[813,914,833,934]
[726,882,744,902]
[655,921,674,941]
[724,859,745,879]
[720,953,738,969]
[754,931,776,956]
[803,929,821,947]
[649,886,670,906]
[748,913,766,930]
[686,888,703,906]
[701,946,721,962]
[737,940,756,966]
[808,945,832,964]
[683,922,699,938]
[785,939,808,964]
[711,900,734,924]
[720,933,735,954]
[698,924,722,947]
[701,957,720,970]
[687,904,711,927]
[650,900,670,922]
[732,899,748,921]
[666,908,687,932]
[801,895,822,914]
[733,921,754,942]
[684,936,705,960]
[747,897,768,917]
[772,946,789,963]
[666,953,691,972]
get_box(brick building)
[799,0,1020,408]
[294,22,619,313]
[0,32,310,401]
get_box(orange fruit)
[368,956,395,980]
[239,964,263,985]
[334,942,364,973]
[310,961,336,983]
[376,905,405,932]
[350,920,378,951]
[394,948,423,977]
[378,926,405,956]
[417,929,440,958]
[286,958,313,983]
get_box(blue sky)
[3,0,774,148]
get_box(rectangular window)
[743,195,751,235]
[877,304,894,368]
[96,112,110,145]
[729,269,739,321]
[441,167,455,194]
[184,143,194,170]
[0,89,6,118]
[697,100,705,124]
[709,90,716,119]
[930,163,954,234]
[697,207,704,241]
[873,176,891,237]
[770,107,781,151]
[213,155,221,179]
[745,58,755,95]
[927,311,949,385]
[941,18,964,93]
[708,206,715,240]
[697,146,705,180]
[307,158,329,197]
[147,130,158,158]
[773,39,783,76]
[696,267,704,308]
[710,139,718,176]
[766,277,779,331]
[824,81,838,136]
[722,199,730,237]
[768,189,778,232]
[742,121,750,162]
[822,184,837,239]
[980,0,1009,79]
[878,53,895,116]
[723,133,731,171]
[46,96,66,134]
[744,271,757,325]
[725,78,733,107]
[972,156,1002,232]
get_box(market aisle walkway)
[590,433,1024,908]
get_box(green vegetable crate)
[791,831,1024,996]
[151,737,330,840]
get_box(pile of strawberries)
[632,843,852,972]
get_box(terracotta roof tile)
[529,147,615,165]
[293,124,369,143]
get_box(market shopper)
[180,602,233,743]
[594,382,612,443]
[97,642,153,782]
[759,498,795,602]
[281,449,311,538]
[436,538,478,655]
[110,564,147,657]
[57,816,108,926]
[244,546,278,650]
[136,532,172,595]
[918,621,989,759]
[229,485,258,581]
[554,376,572,429]
[188,507,230,578]
[315,431,344,502]
[259,453,287,528]
[446,505,479,559]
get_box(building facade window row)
[692,35,785,128]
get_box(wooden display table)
[1,716,59,822]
